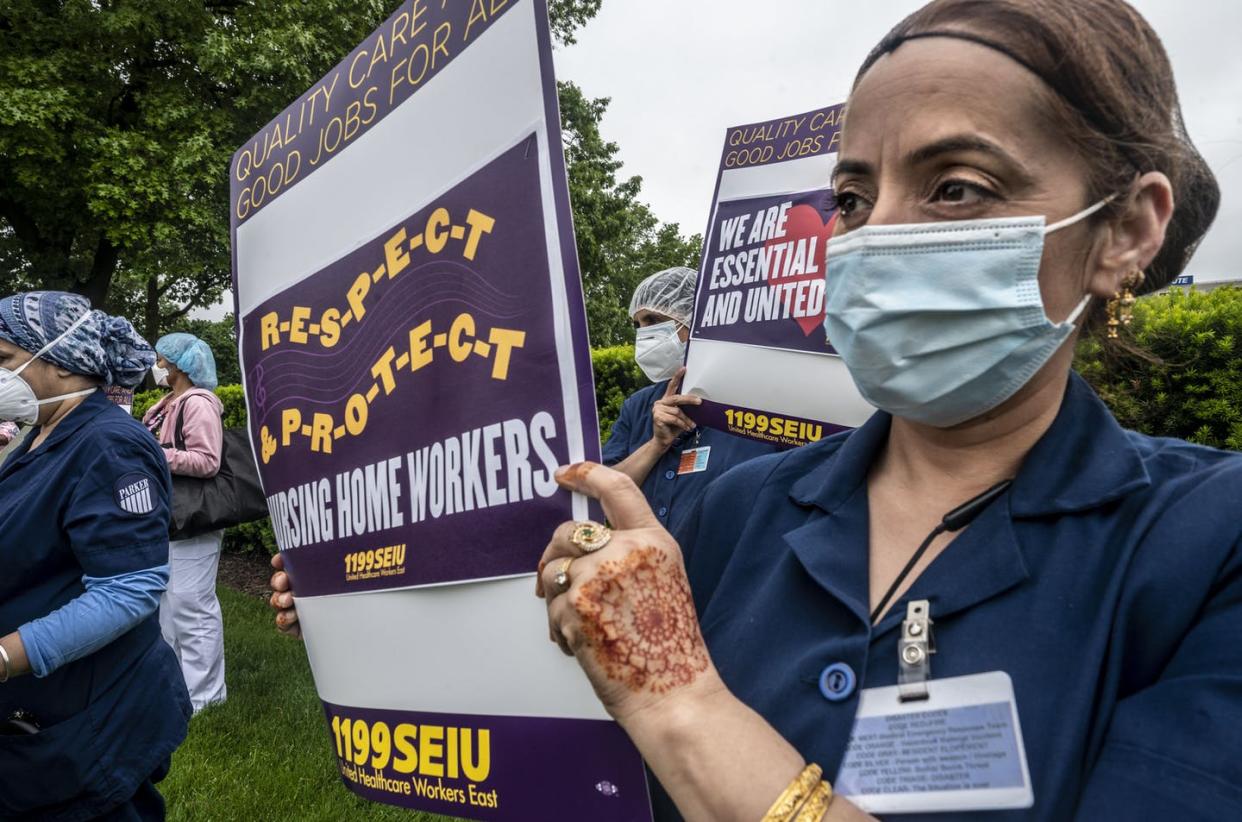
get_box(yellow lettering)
[462,209,495,260]
[420,725,444,777]
[408,320,433,371]
[488,328,526,379]
[260,311,280,350]
[288,306,312,345]
[425,208,451,253]
[310,412,334,454]
[372,346,398,394]
[384,228,410,278]
[449,314,475,362]
[319,308,342,348]
[348,49,369,89]
[392,724,418,774]
[346,271,371,320]
[281,408,302,447]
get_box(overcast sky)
[553,0,1242,283]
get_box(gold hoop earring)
[1107,268,1145,339]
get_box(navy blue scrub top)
[602,380,779,535]
[663,374,1242,821]
[0,390,190,821]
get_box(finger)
[669,409,696,430]
[270,570,291,593]
[555,462,661,530]
[268,590,295,611]
[662,394,703,408]
[654,405,696,428]
[655,409,695,434]
[547,595,577,657]
[541,553,597,603]
[548,594,587,656]
[661,367,686,399]
[271,552,286,571]
[275,607,300,632]
[536,522,585,598]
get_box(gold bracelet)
[761,763,823,822]
[792,780,834,821]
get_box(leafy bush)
[132,384,248,428]
[592,345,646,436]
[1076,286,1242,451]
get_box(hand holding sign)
[651,367,702,450]
[536,462,719,724]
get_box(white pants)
[159,530,227,713]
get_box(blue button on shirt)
[601,381,778,536]
[0,391,190,820]
[666,374,1242,821]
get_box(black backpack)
[166,395,268,541]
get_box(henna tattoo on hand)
[575,546,709,694]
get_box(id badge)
[677,446,710,475]
[835,671,1033,814]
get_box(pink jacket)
[142,388,225,478]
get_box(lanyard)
[870,479,1013,625]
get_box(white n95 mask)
[822,199,1109,427]
[0,310,98,425]
[151,364,170,387]
[634,320,686,383]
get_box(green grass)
[162,586,460,821]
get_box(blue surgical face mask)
[822,199,1109,427]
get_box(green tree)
[0,0,394,339]
[0,0,620,342]
[559,81,702,346]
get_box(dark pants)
[92,760,170,822]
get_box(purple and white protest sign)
[230,2,651,818]
[682,105,874,447]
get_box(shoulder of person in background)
[0,421,17,447]
[178,386,224,417]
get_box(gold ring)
[570,521,612,553]
[553,557,575,590]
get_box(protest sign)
[230,2,650,819]
[682,105,874,446]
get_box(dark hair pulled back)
[855,0,1218,293]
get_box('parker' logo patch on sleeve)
[114,473,157,515]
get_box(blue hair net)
[156,332,218,390]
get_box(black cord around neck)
[869,479,1013,624]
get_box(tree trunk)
[74,236,119,307]
[144,275,161,343]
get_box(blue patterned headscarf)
[0,291,155,389]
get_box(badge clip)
[898,600,935,702]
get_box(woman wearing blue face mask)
[0,292,189,820]
[602,266,779,536]
[530,2,1241,820]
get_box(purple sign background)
[230,0,514,224]
[718,104,843,171]
[321,702,651,821]
[692,189,838,355]
[240,137,593,597]
[692,398,849,450]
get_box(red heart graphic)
[764,205,838,336]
